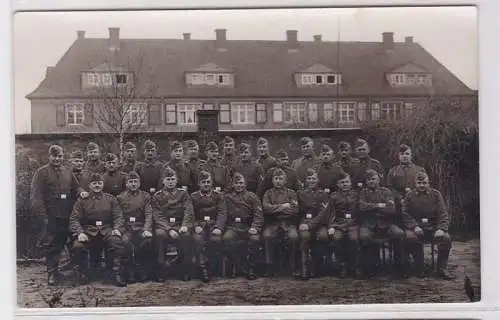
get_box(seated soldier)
[151,167,194,282]
[358,169,406,278]
[69,173,126,286]
[257,149,299,199]
[223,173,264,280]
[334,141,359,177]
[191,170,227,282]
[297,168,330,280]
[230,142,264,194]
[103,153,127,196]
[262,168,299,277]
[116,171,153,283]
[402,172,453,280]
[328,172,360,278]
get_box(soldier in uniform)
[164,140,190,190]
[121,142,138,173]
[84,142,106,174]
[117,171,153,283]
[30,145,88,285]
[69,173,126,286]
[103,153,128,196]
[256,137,277,172]
[297,168,330,280]
[135,140,165,195]
[204,141,228,192]
[185,139,208,194]
[223,173,263,280]
[257,149,299,199]
[221,136,239,168]
[314,144,346,192]
[151,167,194,282]
[70,149,92,192]
[190,170,227,282]
[402,172,453,280]
[334,141,359,177]
[351,139,385,189]
[358,169,406,278]
[328,172,360,278]
[230,142,264,194]
[262,168,299,277]
[291,137,318,186]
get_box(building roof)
[26,32,473,100]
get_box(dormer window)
[296,63,342,87]
[82,63,132,89]
[387,63,432,87]
[186,63,234,87]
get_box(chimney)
[45,66,54,78]
[313,34,322,43]
[405,36,414,44]
[215,29,227,51]
[108,27,120,51]
[382,32,394,50]
[286,30,298,45]
[183,33,191,40]
[76,30,85,40]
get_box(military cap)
[124,142,136,151]
[205,141,219,152]
[49,144,63,156]
[273,168,286,177]
[232,172,245,182]
[126,171,140,181]
[354,138,368,148]
[70,149,84,159]
[306,168,318,177]
[143,139,156,150]
[89,172,104,183]
[185,140,198,148]
[164,166,177,178]
[198,170,212,181]
[365,169,379,180]
[337,141,351,151]
[223,136,234,144]
[170,140,183,150]
[399,144,411,153]
[238,142,250,153]
[415,171,429,181]
[299,137,313,146]
[86,142,99,151]
[257,137,268,145]
[320,144,333,153]
[103,153,117,162]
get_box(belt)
[81,218,112,227]
[126,216,144,223]
[230,216,251,225]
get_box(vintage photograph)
[14,6,479,307]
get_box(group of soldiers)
[29,135,453,287]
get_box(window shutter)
[371,103,380,121]
[84,103,94,126]
[148,104,162,125]
[56,104,66,127]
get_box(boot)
[111,256,126,287]
[74,265,89,285]
[113,272,126,287]
[437,254,453,280]
[413,243,425,278]
[126,263,136,284]
[246,243,257,280]
[263,240,274,277]
[155,264,165,282]
[199,264,210,282]
[299,244,310,280]
[48,272,57,286]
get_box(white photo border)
[6,0,499,319]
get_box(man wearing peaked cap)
[350,138,385,189]
[257,149,299,198]
[30,144,88,286]
[256,137,277,172]
[291,137,318,187]
[103,153,127,197]
[84,142,105,174]
[164,141,190,190]
[70,149,92,195]
[204,141,228,191]
[121,142,138,173]
[315,144,346,192]
[185,139,208,193]
[334,141,359,177]
[231,142,264,194]
[221,136,239,168]
[135,139,165,194]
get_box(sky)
[13,6,477,133]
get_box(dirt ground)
[17,239,480,308]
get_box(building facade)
[26,28,474,134]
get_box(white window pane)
[272,103,283,122]
[308,103,318,122]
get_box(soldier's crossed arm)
[358,190,379,212]
[262,190,278,214]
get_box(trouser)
[154,228,192,269]
[299,226,329,274]
[122,230,153,275]
[405,229,452,273]
[222,227,260,274]
[192,228,222,268]
[263,221,299,271]
[38,218,71,276]
[332,226,359,272]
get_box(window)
[327,75,336,84]
[86,73,99,86]
[390,74,406,85]
[205,74,215,85]
[115,74,128,85]
[165,104,177,124]
[357,102,368,121]
[272,103,283,123]
[231,103,255,125]
[338,102,356,124]
[256,103,267,124]
[217,74,231,85]
[301,74,313,85]
[102,73,112,86]
[284,102,306,123]
[308,103,318,122]
[178,103,202,124]
[404,102,415,118]
[371,103,380,121]
[315,75,323,84]
[323,103,335,121]
[203,104,214,110]
[219,104,230,124]
[126,103,147,125]
[381,102,402,121]
[66,103,84,125]
[190,73,204,85]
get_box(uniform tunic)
[117,189,153,233]
[257,155,277,172]
[401,188,449,232]
[191,190,227,231]
[351,157,385,187]
[257,166,300,198]
[358,186,396,229]
[314,162,346,191]
[103,171,127,196]
[334,157,360,177]
[230,160,264,194]
[135,160,165,194]
[73,169,92,192]
[84,160,106,174]
[120,160,138,174]
[297,188,330,230]
[151,188,194,231]
[205,159,228,190]
[164,160,191,189]
[387,163,426,195]
[291,155,318,184]
[328,189,359,231]
[262,187,299,222]
[187,158,208,193]
[224,191,264,231]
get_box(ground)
[17,239,480,308]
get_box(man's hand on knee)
[111,229,122,238]
[169,230,179,239]
[299,223,309,231]
[434,229,445,238]
[328,227,335,236]
[142,230,153,238]
[77,233,89,243]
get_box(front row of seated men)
[67,161,452,287]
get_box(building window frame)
[165,104,177,124]
[338,101,356,125]
[65,102,85,125]
[230,102,255,125]
[272,103,283,123]
[177,102,202,125]
[283,102,307,124]
[380,101,403,121]
[125,102,148,125]
[219,103,230,124]
[308,102,318,122]
[256,103,267,124]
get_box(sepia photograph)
[14,6,479,308]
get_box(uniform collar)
[200,190,213,197]
[417,188,430,194]
[164,188,177,195]
[90,192,103,199]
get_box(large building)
[26,28,474,134]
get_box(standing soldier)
[230,142,264,194]
[223,173,263,280]
[351,138,385,189]
[291,137,318,187]
[358,169,406,278]
[191,170,227,282]
[30,145,88,285]
[103,153,128,196]
[69,173,126,286]
[121,142,138,173]
[315,144,346,192]
[151,167,194,282]
[262,168,299,277]
[185,139,208,194]
[256,137,277,172]
[84,142,106,174]
[221,136,239,168]
[117,171,153,283]
[328,172,360,278]
[135,140,165,195]
[297,168,330,280]
[334,141,359,177]
[164,140,190,190]
[70,149,91,192]
[257,149,299,199]
[401,172,453,280]
[204,141,228,192]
